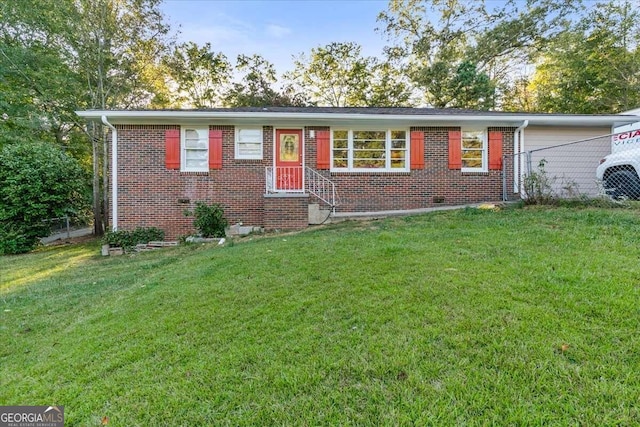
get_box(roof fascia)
[75,110,639,127]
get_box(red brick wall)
[111,124,514,237]
[307,126,515,212]
[263,195,309,230]
[114,124,273,239]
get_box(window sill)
[179,171,210,176]
[331,170,411,176]
[234,158,264,163]
[461,171,489,176]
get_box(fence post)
[65,215,70,238]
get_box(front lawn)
[1,206,639,425]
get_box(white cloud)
[265,24,292,39]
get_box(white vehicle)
[596,147,640,199]
[597,122,640,199]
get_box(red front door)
[275,129,303,190]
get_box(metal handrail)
[305,167,340,208]
[265,166,340,210]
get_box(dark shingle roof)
[93,106,635,118]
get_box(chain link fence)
[502,133,638,202]
[41,215,93,243]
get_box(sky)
[160,0,390,75]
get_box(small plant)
[522,159,556,205]
[102,227,165,252]
[186,202,228,238]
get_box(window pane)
[185,129,199,139]
[185,159,207,168]
[354,130,385,140]
[391,160,406,168]
[238,128,261,142]
[185,129,206,148]
[333,159,347,168]
[461,130,485,169]
[333,130,348,139]
[239,143,261,155]
[354,140,385,150]
[462,131,483,148]
[186,150,208,160]
[333,139,348,149]
[236,128,263,159]
[462,159,482,168]
[391,150,405,160]
[354,159,385,168]
[463,139,483,149]
[391,130,406,140]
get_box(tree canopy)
[1,0,638,251]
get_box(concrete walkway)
[41,227,94,244]
[331,202,504,221]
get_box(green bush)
[0,142,90,255]
[102,227,165,252]
[522,159,556,205]
[187,202,228,238]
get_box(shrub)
[102,227,165,252]
[522,159,556,205]
[187,202,228,238]
[0,142,90,254]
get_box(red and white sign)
[612,122,640,153]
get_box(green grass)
[2,206,640,425]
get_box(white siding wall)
[523,126,612,197]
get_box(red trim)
[165,129,180,169]
[209,129,223,169]
[488,131,503,170]
[448,130,462,170]
[410,131,424,169]
[316,130,330,169]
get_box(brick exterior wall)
[111,123,515,238]
[308,126,515,211]
[263,195,309,230]
[114,124,273,239]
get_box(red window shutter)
[410,131,425,169]
[448,130,462,170]
[165,129,180,169]
[316,130,330,170]
[488,131,503,170]
[209,129,223,169]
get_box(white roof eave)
[75,110,639,127]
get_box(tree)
[164,42,232,108]
[363,58,415,107]
[286,42,375,107]
[530,0,640,113]
[285,41,412,107]
[0,1,84,148]
[0,142,90,254]
[0,0,175,235]
[377,0,580,109]
[224,54,311,107]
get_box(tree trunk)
[90,122,104,236]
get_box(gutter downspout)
[101,116,118,231]
[513,120,529,194]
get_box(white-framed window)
[461,130,487,172]
[182,127,209,172]
[331,129,408,171]
[235,127,263,159]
